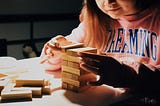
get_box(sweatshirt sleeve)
[65,22,84,43]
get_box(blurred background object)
[22,41,40,58]
[0,0,83,59]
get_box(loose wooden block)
[15,79,45,87]
[0,73,7,79]
[1,82,15,93]
[1,89,32,102]
[1,83,31,102]
[42,85,51,95]
[12,87,42,98]
[44,79,51,86]
[0,79,10,95]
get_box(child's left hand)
[79,52,138,87]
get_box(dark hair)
[81,0,114,52]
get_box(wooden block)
[71,74,79,80]
[1,82,15,93]
[44,79,51,86]
[62,72,97,87]
[62,65,88,76]
[1,82,32,102]
[61,71,73,79]
[62,78,87,87]
[62,65,81,75]
[62,67,94,92]
[62,60,80,69]
[66,47,97,57]
[67,61,79,69]
[62,82,90,93]
[42,85,51,95]
[0,73,7,79]
[62,53,81,63]
[62,71,90,81]
[67,83,90,93]
[12,87,42,98]
[1,89,32,102]
[15,79,45,87]
[0,79,10,94]
[26,87,42,97]
[62,82,68,89]
[61,43,84,53]
[62,60,68,66]
[62,78,81,87]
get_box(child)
[41,0,160,96]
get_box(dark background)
[0,0,83,59]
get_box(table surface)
[0,57,130,106]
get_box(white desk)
[0,57,130,106]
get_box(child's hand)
[79,52,137,87]
[40,35,69,71]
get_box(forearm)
[122,63,160,95]
[135,64,160,95]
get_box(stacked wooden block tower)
[61,43,97,92]
[0,73,51,102]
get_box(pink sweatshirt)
[66,4,160,68]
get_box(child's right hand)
[40,35,73,71]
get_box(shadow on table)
[0,98,32,103]
[63,85,127,106]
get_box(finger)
[43,43,49,55]
[40,58,48,64]
[43,43,54,55]
[80,63,99,75]
[54,35,65,41]
[50,35,67,48]
[46,48,54,56]
[44,43,61,56]
[40,55,51,64]
[78,73,97,81]
[82,57,100,67]
[47,42,61,50]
